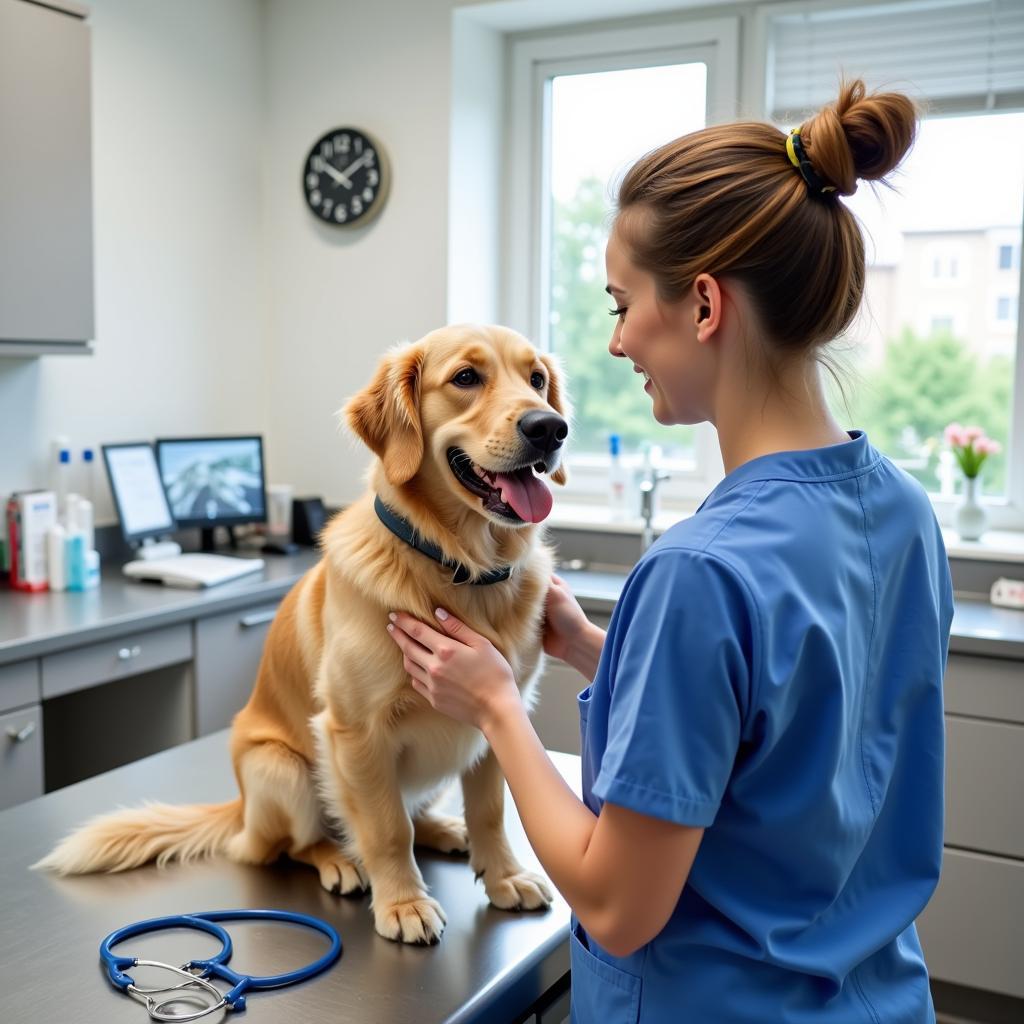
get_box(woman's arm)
[387,609,702,957]
[483,692,703,955]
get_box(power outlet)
[990,577,1024,610]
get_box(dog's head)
[345,324,569,527]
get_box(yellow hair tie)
[786,128,837,196]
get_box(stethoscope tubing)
[100,908,342,1012]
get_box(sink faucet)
[639,467,670,553]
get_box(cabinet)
[916,652,1024,1004]
[0,0,94,354]
[0,659,43,809]
[194,600,282,735]
[532,613,611,755]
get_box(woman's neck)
[713,359,850,474]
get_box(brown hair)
[615,80,918,360]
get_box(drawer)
[0,659,40,713]
[945,715,1024,859]
[944,654,1024,725]
[0,704,43,810]
[917,847,1024,999]
[41,623,192,699]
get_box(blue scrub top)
[572,431,953,1024]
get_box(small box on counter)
[5,491,57,592]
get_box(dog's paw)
[374,895,447,944]
[319,855,369,897]
[413,813,470,856]
[484,868,553,911]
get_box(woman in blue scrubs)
[388,79,953,1022]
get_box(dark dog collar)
[374,496,512,586]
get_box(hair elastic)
[786,129,837,196]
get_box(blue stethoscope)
[100,909,342,1021]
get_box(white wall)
[261,0,456,505]
[0,0,268,524]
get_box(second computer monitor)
[155,436,267,550]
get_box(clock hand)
[319,161,352,189]
[338,152,371,180]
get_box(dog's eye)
[530,371,546,390]
[452,368,480,388]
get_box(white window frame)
[504,17,738,507]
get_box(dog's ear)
[345,344,425,486]
[539,352,571,486]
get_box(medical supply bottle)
[81,447,96,508]
[47,522,67,592]
[53,440,72,524]
[608,434,630,521]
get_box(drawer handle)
[240,610,278,628]
[6,721,36,743]
[117,645,142,661]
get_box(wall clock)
[302,127,390,227]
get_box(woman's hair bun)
[802,79,918,196]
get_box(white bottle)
[47,523,68,591]
[608,434,630,521]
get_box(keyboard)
[122,553,265,589]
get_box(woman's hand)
[386,609,521,733]
[542,574,594,661]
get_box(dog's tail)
[31,798,244,875]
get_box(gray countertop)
[556,569,1024,660]
[2,551,1022,667]
[0,548,321,667]
[0,731,578,1024]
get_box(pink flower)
[974,437,1002,456]
[962,425,985,442]
[944,422,967,447]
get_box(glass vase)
[955,475,988,541]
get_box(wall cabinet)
[0,0,94,355]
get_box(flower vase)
[955,475,988,541]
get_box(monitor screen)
[154,436,267,528]
[102,443,177,543]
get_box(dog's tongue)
[494,469,553,523]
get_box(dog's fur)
[35,324,569,944]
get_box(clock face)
[302,128,388,227]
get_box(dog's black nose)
[518,410,568,455]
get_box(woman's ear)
[344,343,425,486]
[539,352,571,485]
[692,273,723,343]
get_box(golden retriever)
[35,323,569,944]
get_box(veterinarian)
[388,80,953,1023]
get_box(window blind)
[767,0,1024,121]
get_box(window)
[507,18,738,504]
[764,0,1024,522]
[997,296,1018,323]
[501,0,1023,526]
[548,64,705,466]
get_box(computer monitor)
[102,442,178,544]
[154,436,267,552]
